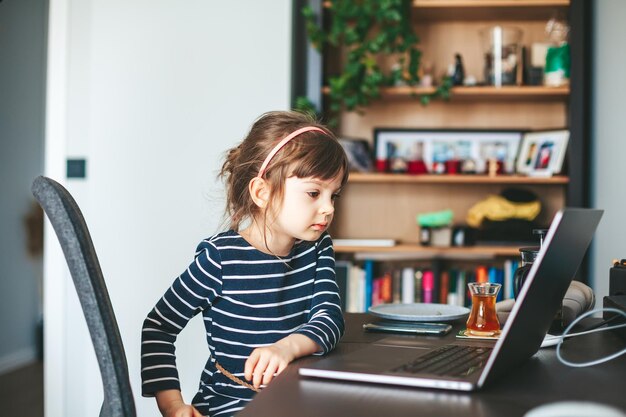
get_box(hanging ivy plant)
[301,0,451,125]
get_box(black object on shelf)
[513,229,548,299]
[452,53,465,86]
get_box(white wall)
[45,1,292,416]
[0,0,46,373]
[591,1,626,301]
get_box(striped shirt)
[141,230,344,417]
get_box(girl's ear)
[248,177,270,208]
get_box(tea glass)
[466,282,501,336]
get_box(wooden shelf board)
[335,244,520,258]
[347,173,569,185]
[414,0,569,7]
[322,86,569,101]
[413,0,569,21]
[324,1,569,8]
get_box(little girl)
[141,111,348,417]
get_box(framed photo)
[338,138,374,172]
[373,129,523,174]
[516,130,569,176]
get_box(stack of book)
[335,259,519,313]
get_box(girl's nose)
[320,199,335,215]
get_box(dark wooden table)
[237,313,626,417]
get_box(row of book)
[335,259,520,313]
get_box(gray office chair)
[32,175,136,417]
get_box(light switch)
[67,159,86,178]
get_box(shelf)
[322,86,569,101]
[347,173,569,185]
[335,244,520,260]
[414,0,569,5]
[413,0,569,21]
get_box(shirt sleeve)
[295,233,345,354]
[140,239,223,396]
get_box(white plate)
[368,303,470,322]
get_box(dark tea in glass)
[466,282,501,336]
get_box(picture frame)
[516,130,569,176]
[373,129,523,175]
[338,138,374,172]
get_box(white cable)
[556,307,626,367]
[556,323,626,339]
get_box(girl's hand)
[244,333,321,390]
[156,390,204,417]
[244,343,293,390]
[161,402,203,417]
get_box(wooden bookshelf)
[347,173,569,185]
[301,0,586,259]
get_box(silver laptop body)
[299,208,603,391]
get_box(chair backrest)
[32,175,136,417]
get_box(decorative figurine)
[544,17,570,87]
[420,61,434,88]
[487,158,499,177]
[452,53,465,86]
[407,142,428,174]
[461,158,477,174]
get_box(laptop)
[300,208,603,391]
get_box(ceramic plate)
[368,303,470,322]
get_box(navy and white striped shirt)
[141,230,344,417]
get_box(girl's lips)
[311,223,328,231]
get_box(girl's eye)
[307,191,320,198]
[331,193,341,201]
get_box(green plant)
[300,0,451,126]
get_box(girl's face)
[270,173,343,243]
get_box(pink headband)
[257,126,328,178]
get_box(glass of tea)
[466,282,501,336]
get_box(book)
[381,272,392,303]
[422,270,435,303]
[391,270,402,303]
[455,270,466,307]
[333,238,396,247]
[476,265,488,283]
[401,267,415,304]
[364,260,375,310]
[447,269,459,306]
[347,264,365,313]
[334,260,351,311]
[503,259,517,300]
[414,270,423,303]
[439,271,450,304]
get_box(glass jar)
[513,247,538,298]
[480,26,523,86]
[513,229,547,299]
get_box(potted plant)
[300,0,451,126]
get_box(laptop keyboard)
[391,345,492,377]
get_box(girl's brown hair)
[220,111,349,231]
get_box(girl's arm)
[292,233,345,353]
[141,240,223,406]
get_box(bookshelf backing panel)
[414,20,555,82]
[339,100,567,140]
[330,182,566,244]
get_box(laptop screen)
[479,208,603,387]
